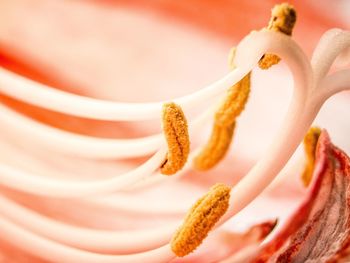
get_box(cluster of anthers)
[0,3,349,263]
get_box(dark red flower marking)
[251,130,350,262]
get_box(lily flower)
[0,1,349,262]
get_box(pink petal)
[250,130,350,262]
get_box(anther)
[171,183,231,257]
[259,3,297,69]
[194,4,297,171]
[194,48,250,171]
[160,102,190,175]
[301,126,321,187]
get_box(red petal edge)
[251,130,350,262]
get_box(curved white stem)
[48,30,318,254]
[0,65,249,121]
[0,194,178,254]
[81,147,207,216]
[0,101,211,159]
[0,104,163,159]
[225,29,350,222]
[0,30,312,255]
[314,69,350,103]
[84,151,203,215]
[122,146,205,192]
[85,194,188,215]
[222,30,314,219]
[0,28,348,262]
[0,147,167,197]
[0,102,215,198]
[0,214,175,263]
[311,29,350,85]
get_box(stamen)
[301,126,322,187]
[259,3,297,69]
[194,5,296,171]
[161,102,190,175]
[0,3,348,263]
[194,48,251,171]
[171,183,231,257]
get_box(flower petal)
[250,130,350,262]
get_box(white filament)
[0,65,247,121]
[0,214,175,263]
[0,100,210,159]
[0,147,167,197]
[0,29,349,262]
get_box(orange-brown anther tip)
[268,3,296,36]
[302,127,322,187]
[160,102,190,175]
[171,183,231,257]
[259,3,296,69]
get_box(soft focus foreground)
[0,0,349,262]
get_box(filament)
[0,99,212,159]
[194,3,296,171]
[0,148,167,197]
[0,194,178,253]
[0,215,176,263]
[0,65,249,121]
[0,19,348,263]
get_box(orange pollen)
[160,102,190,175]
[301,126,322,187]
[259,3,297,69]
[171,183,231,257]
